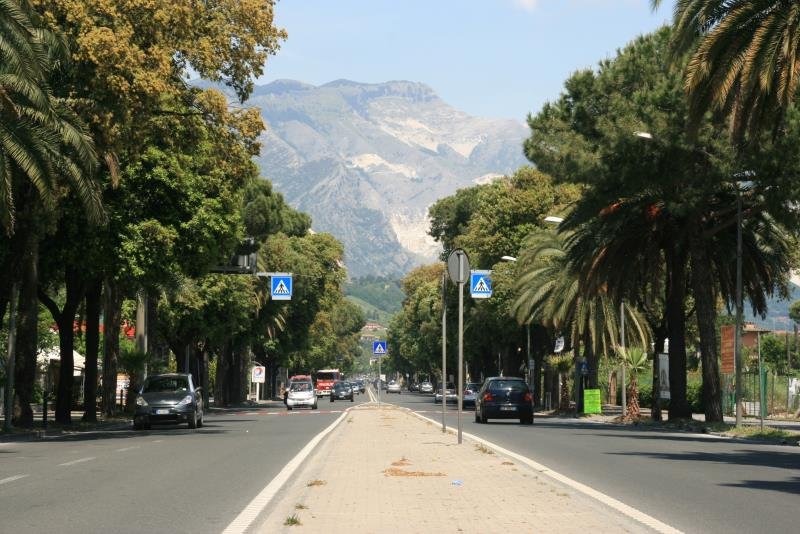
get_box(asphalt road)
[383,391,800,534]
[0,393,370,534]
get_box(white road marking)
[115,446,140,452]
[0,474,29,485]
[58,457,95,467]
[410,411,682,534]
[151,440,163,443]
[222,408,352,534]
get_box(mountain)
[250,79,528,277]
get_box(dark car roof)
[484,377,525,382]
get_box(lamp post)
[441,269,447,433]
[734,182,744,427]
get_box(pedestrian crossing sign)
[271,274,293,301]
[373,341,387,355]
[470,270,492,299]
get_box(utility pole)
[457,252,465,445]
[4,283,19,432]
[441,270,447,433]
[621,301,627,418]
[735,186,744,427]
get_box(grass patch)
[724,426,800,444]
[284,514,302,526]
[474,444,494,455]
[306,479,326,487]
[295,503,308,510]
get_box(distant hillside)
[347,295,393,326]
[345,276,404,325]
[251,79,528,276]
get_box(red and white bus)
[315,369,341,396]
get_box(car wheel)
[133,418,142,430]
[480,411,488,424]
[350,396,354,402]
[474,410,480,423]
[287,406,293,411]
[197,411,204,428]
[188,411,198,429]
[330,397,334,403]
[520,416,533,425]
[312,403,318,410]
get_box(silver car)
[286,381,317,410]
[134,373,203,430]
[387,381,402,394]
[419,381,434,394]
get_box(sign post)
[251,366,265,402]
[373,341,387,406]
[447,249,470,444]
[441,270,447,433]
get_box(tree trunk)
[651,327,667,422]
[627,373,641,419]
[13,229,39,427]
[102,279,121,417]
[82,280,101,422]
[665,244,691,419]
[690,235,723,422]
[40,268,85,425]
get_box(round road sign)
[447,249,470,284]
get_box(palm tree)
[0,0,100,234]
[548,352,574,411]
[653,0,800,139]
[618,346,649,420]
[512,229,650,400]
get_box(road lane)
[0,395,370,534]
[388,392,800,534]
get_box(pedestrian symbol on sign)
[470,270,492,299]
[373,341,387,355]
[270,274,293,301]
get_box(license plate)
[500,406,516,411]
[155,409,169,415]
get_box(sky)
[257,0,675,121]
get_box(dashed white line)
[58,457,95,467]
[115,446,140,453]
[151,440,163,443]
[0,474,29,485]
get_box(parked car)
[419,381,434,394]
[434,382,456,404]
[134,373,203,430]
[408,382,419,392]
[474,377,533,425]
[349,382,359,396]
[330,381,354,402]
[286,380,317,410]
[387,381,402,394]
[463,382,482,408]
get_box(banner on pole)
[658,353,670,400]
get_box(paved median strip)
[221,407,353,534]
[409,410,682,534]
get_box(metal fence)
[725,373,800,417]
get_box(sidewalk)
[256,405,653,533]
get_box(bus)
[315,369,341,397]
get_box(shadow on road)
[608,448,800,471]
[721,476,800,495]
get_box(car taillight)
[523,392,532,402]
[483,392,493,401]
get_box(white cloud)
[512,0,539,11]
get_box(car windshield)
[290,382,312,392]
[317,372,338,381]
[333,382,347,390]
[143,376,188,393]
[489,380,528,392]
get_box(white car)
[419,382,434,394]
[387,381,402,394]
[286,382,317,410]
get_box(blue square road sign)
[271,274,293,301]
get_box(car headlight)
[176,395,193,407]
[136,396,148,407]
